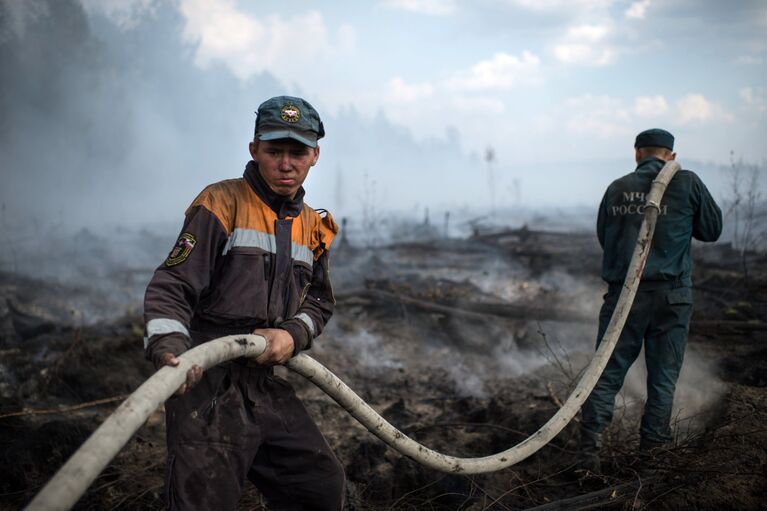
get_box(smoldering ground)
[4,220,763,510]
[314,231,730,437]
[1,1,766,509]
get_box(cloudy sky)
[93,0,767,162]
[1,0,766,228]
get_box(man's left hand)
[251,328,295,365]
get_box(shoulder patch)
[165,233,197,267]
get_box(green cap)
[634,128,674,151]
[254,95,325,148]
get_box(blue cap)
[634,128,674,151]
[254,96,325,148]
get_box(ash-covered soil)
[1,229,765,510]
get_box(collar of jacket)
[635,156,666,174]
[244,160,305,219]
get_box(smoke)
[0,0,483,237]
[346,329,404,371]
[617,345,726,438]
[461,256,530,302]
[445,359,488,398]
[0,0,270,229]
[3,0,749,252]
[2,0,760,247]
[0,6,736,419]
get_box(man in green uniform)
[578,128,722,472]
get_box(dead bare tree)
[485,146,496,219]
[360,171,382,249]
[0,202,18,273]
[723,152,765,281]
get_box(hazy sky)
[1,0,765,228]
[90,0,767,162]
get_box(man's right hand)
[160,352,203,395]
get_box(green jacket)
[597,157,722,286]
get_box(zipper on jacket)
[268,218,293,325]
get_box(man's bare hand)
[252,328,295,366]
[161,352,203,395]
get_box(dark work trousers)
[581,284,693,444]
[164,360,345,510]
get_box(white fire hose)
[25,161,680,510]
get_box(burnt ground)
[0,229,766,510]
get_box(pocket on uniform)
[666,287,692,305]
[666,327,687,366]
[201,372,232,426]
[285,263,313,316]
[201,249,269,320]
[270,376,305,432]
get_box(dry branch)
[336,288,591,323]
[521,477,663,511]
[689,320,767,333]
[0,395,129,420]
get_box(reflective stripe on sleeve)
[295,312,316,337]
[291,244,314,267]
[222,228,314,266]
[146,318,190,339]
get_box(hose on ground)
[25,161,680,510]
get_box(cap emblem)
[280,104,301,123]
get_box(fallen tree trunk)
[336,288,592,323]
[690,320,767,333]
[521,476,664,511]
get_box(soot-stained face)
[249,139,319,199]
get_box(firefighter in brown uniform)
[143,96,345,510]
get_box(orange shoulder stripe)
[188,179,335,258]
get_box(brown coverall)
[144,161,345,510]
